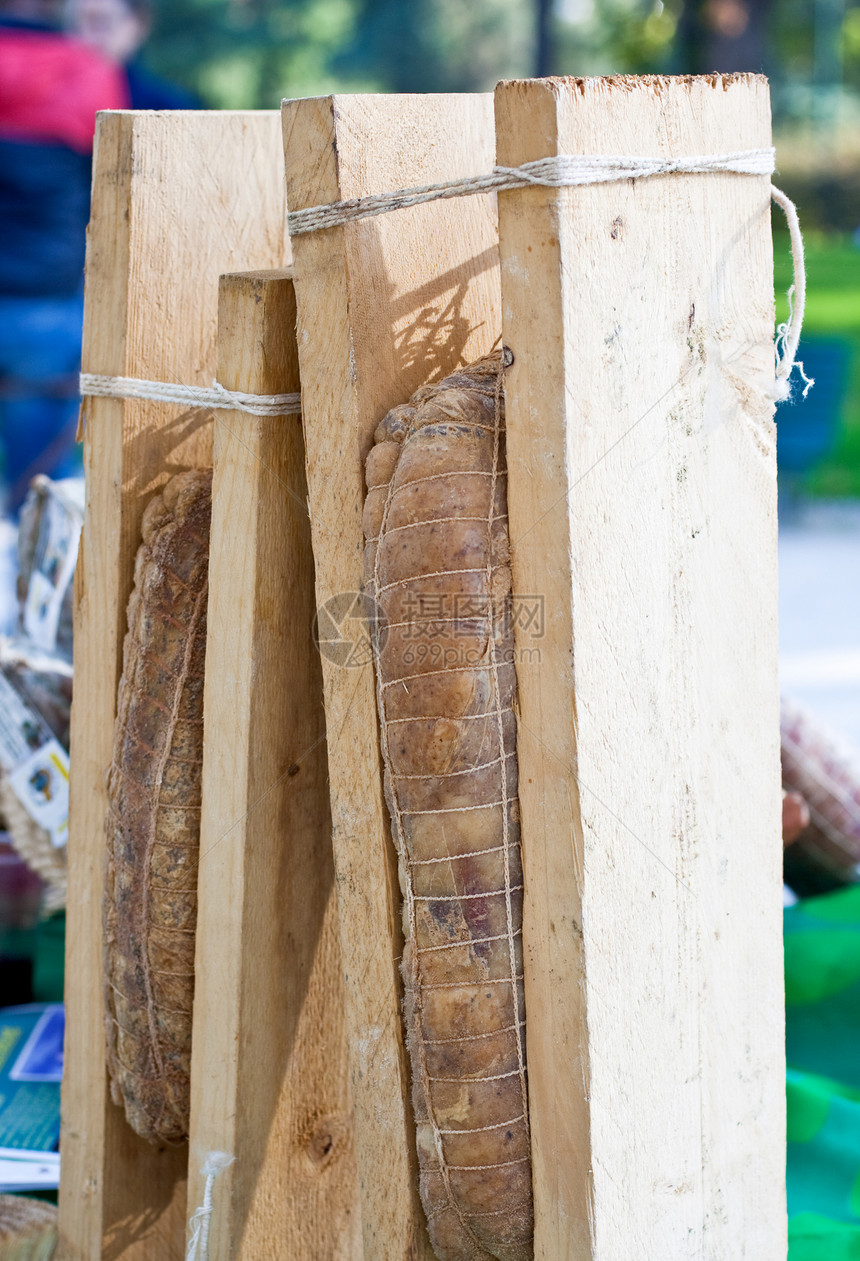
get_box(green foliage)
[775,231,860,497]
[144,0,378,106]
[334,0,534,92]
[842,5,860,93]
[143,0,534,106]
[770,0,816,82]
[845,6,860,63]
[552,0,679,77]
[139,0,860,112]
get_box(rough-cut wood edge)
[61,112,188,1261]
[186,270,360,1260]
[495,75,785,1260]
[499,71,768,90]
[59,109,289,1261]
[282,93,501,1261]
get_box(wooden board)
[495,74,785,1259]
[186,270,360,1260]
[281,94,501,1259]
[60,111,289,1261]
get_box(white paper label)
[0,672,47,771]
[22,493,81,653]
[6,740,69,849]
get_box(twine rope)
[185,1152,234,1261]
[80,150,809,411]
[79,374,301,417]
[287,149,777,234]
[770,183,812,399]
[488,353,530,1138]
[288,147,807,402]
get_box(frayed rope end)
[768,362,815,405]
[185,1151,235,1261]
[771,187,813,407]
[200,1151,234,1178]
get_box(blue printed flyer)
[0,1004,62,1190]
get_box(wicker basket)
[0,774,66,914]
[0,1194,56,1261]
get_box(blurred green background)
[138,0,860,497]
[775,233,860,496]
[140,0,860,122]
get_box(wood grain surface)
[282,93,501,1260]
[495,74,785,1260]
[60,111,289,1261]
[187,270,360,1260]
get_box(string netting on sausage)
[105,572,206,1139]
[367,350,531,1255]
[104,487,209,1144]
[487,354,530,1137]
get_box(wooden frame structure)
[494,74,785,1259]
[60,112,358,1261]
[282,92,502,1260]
[61,78,786,1260]
[188,269,359,1259]
[283,76,784,1260]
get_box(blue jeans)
[0,292,84,512]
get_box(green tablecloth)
[786,885,860,1259]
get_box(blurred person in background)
[68,0,201,110]
[0,0,127,513]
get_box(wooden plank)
[281,94,501,1259]
[186,270,360,1260]
[495,74,785,1259]
[60,111,289,1261]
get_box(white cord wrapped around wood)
[79,152,810,420]
[287,148,808,402]
[287,149,777,234]
[79,374,301,417]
